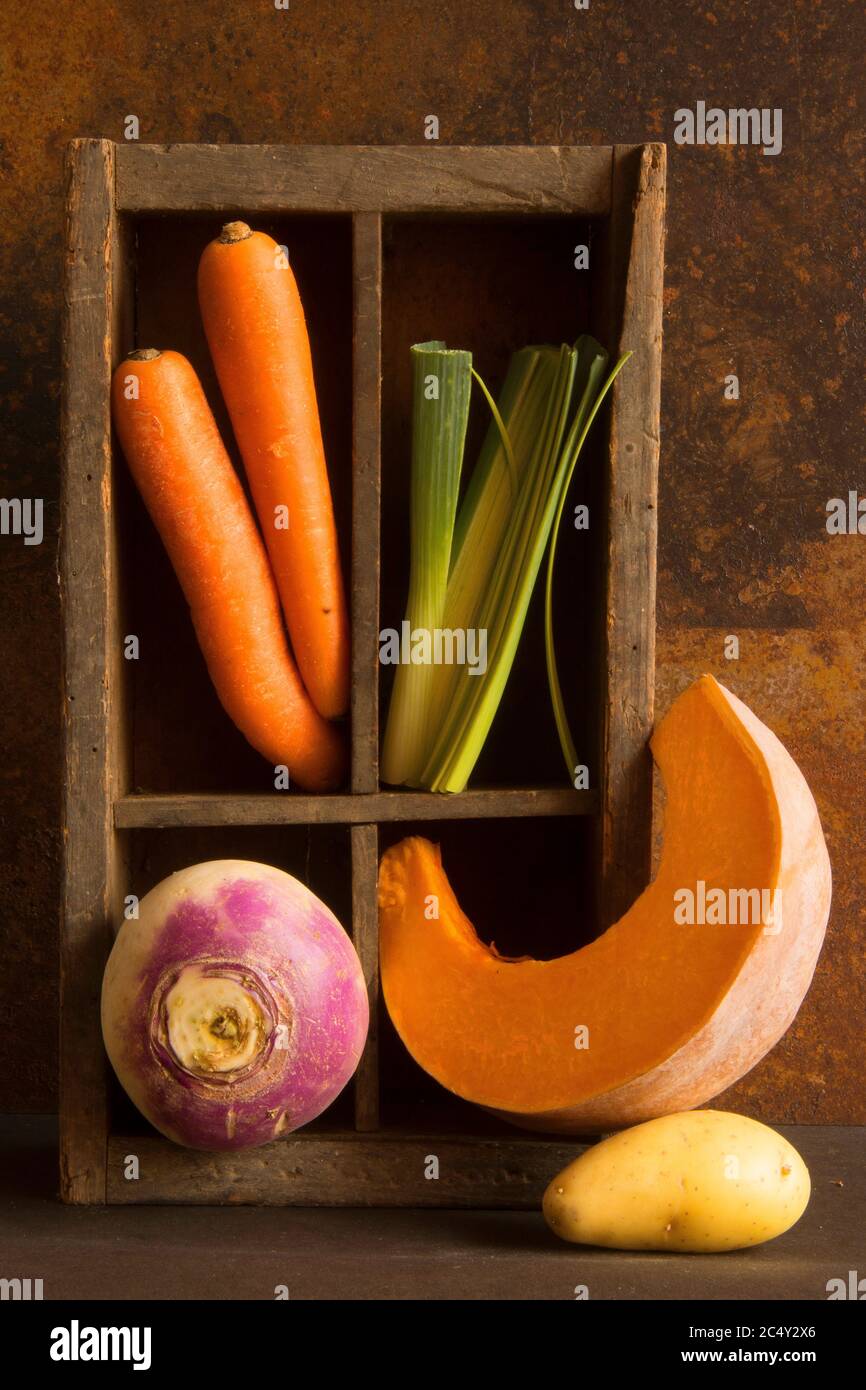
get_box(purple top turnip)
[101,860,369,1150]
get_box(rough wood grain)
[351,824,380,1131]
[107,172,135,1017]
[351,214,382,793]
[106,1131,581,1207]
[113,787,596,827]
[116,144,613,216]
[60,139,118,1204]
[600,144,665,928]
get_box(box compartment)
[379,214,606,790]
[109,825,354,1139]
[377,815,597,1134]
[118,214,353,795]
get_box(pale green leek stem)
[379,343,471,786]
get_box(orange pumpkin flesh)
[378,676,831,1132]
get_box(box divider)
[351,823,380,1130]
[113,787,595,828]
[351,212,382,794]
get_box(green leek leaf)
[543,341,632,780]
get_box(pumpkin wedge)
[378,676,831,1132]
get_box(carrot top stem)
[219,221,253,244]
[127,348,162,361]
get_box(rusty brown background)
[0,0,863,1119]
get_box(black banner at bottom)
[4,1297,860,1374]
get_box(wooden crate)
[61,141,665,1205]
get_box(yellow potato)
[543,1110,810,1252]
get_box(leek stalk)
[379,342,472,787]
[381,334,630,793]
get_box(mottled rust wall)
[0,0,863,1118]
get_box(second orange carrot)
[198,222,350,721]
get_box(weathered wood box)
[61,141,665,1205]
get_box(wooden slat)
[107,169,136,1022]
[113,787,596,828]
[60,139,119,1204]
[600,145,666,926]
[116,144,613,216]
[351,825,380,1131]
[351,214,382,793]
[108,231,134,802]
[106,1131,582,1207]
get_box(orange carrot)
[111,349,346,792]
[198,222,350,720]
